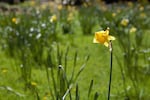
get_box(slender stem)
[108,41,113,100]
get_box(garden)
[0,0,150,100]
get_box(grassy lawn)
[0,1,150,100]
[1,32,150,99]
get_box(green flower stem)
[108,41,113,100]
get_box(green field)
[0,1,150,100]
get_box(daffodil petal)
[108,36,116,40]
[106,29,109,35]
[104,42,109,47]
[93,38,99,43]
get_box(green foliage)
[0,1,150,100]
[58,6,74,34]
[1,7,58,66]
[98,3,150,99]
[39,44,91,100]
[78,6,98,35]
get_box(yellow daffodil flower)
[140,13,146,18]
[83,3,88,7]
[41,4,46,10]
[139,6,144,11]
[93,28,115,47]
[29,1,35,6]
[117,9,121,13]
[127,2,133,7]
[67,5,72,11]
[12,18,16,23]
[67,13,73,21]
[57,4,63,10]
[12,17,19,24]
[112,13,116,17]
[50,15,57,23]
[11,17,17,24]
[129,27,137,33]
[120,18,129,26]
[43,96,47,100]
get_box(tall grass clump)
[0,5,58,96]
[43,44,100,100]
[57,5,74,35]
[78,5,98,35]
[1,6,58,66]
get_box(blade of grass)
[0,86,25,97]
[64,46,69,73]
[62,84,73,100]
[70,51,78,83]
[59,65,72,100]
[88,80,94,99]
[75,84,80,100]
[74,55,90,82]
[94,92,99,100]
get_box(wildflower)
[139,6,144,11]
[31,82,37,86]
[83,2,88,7]
[112,13,116,17]
[129,27,137,33]
[101,5,107,11]
[93,28,115,47]
[40,3,47,10]
[67,13,73,21]
[117,9,121,13]
[57,4,63,10]
[120,18,129,26]
[127,2,133,7]
[12,17,19,24]
[140,13,146,18]
[67,5,72,11]
[43,92,51,100]
[50,15,57,23]
[43,96,47,100]
[29,1,35,6]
